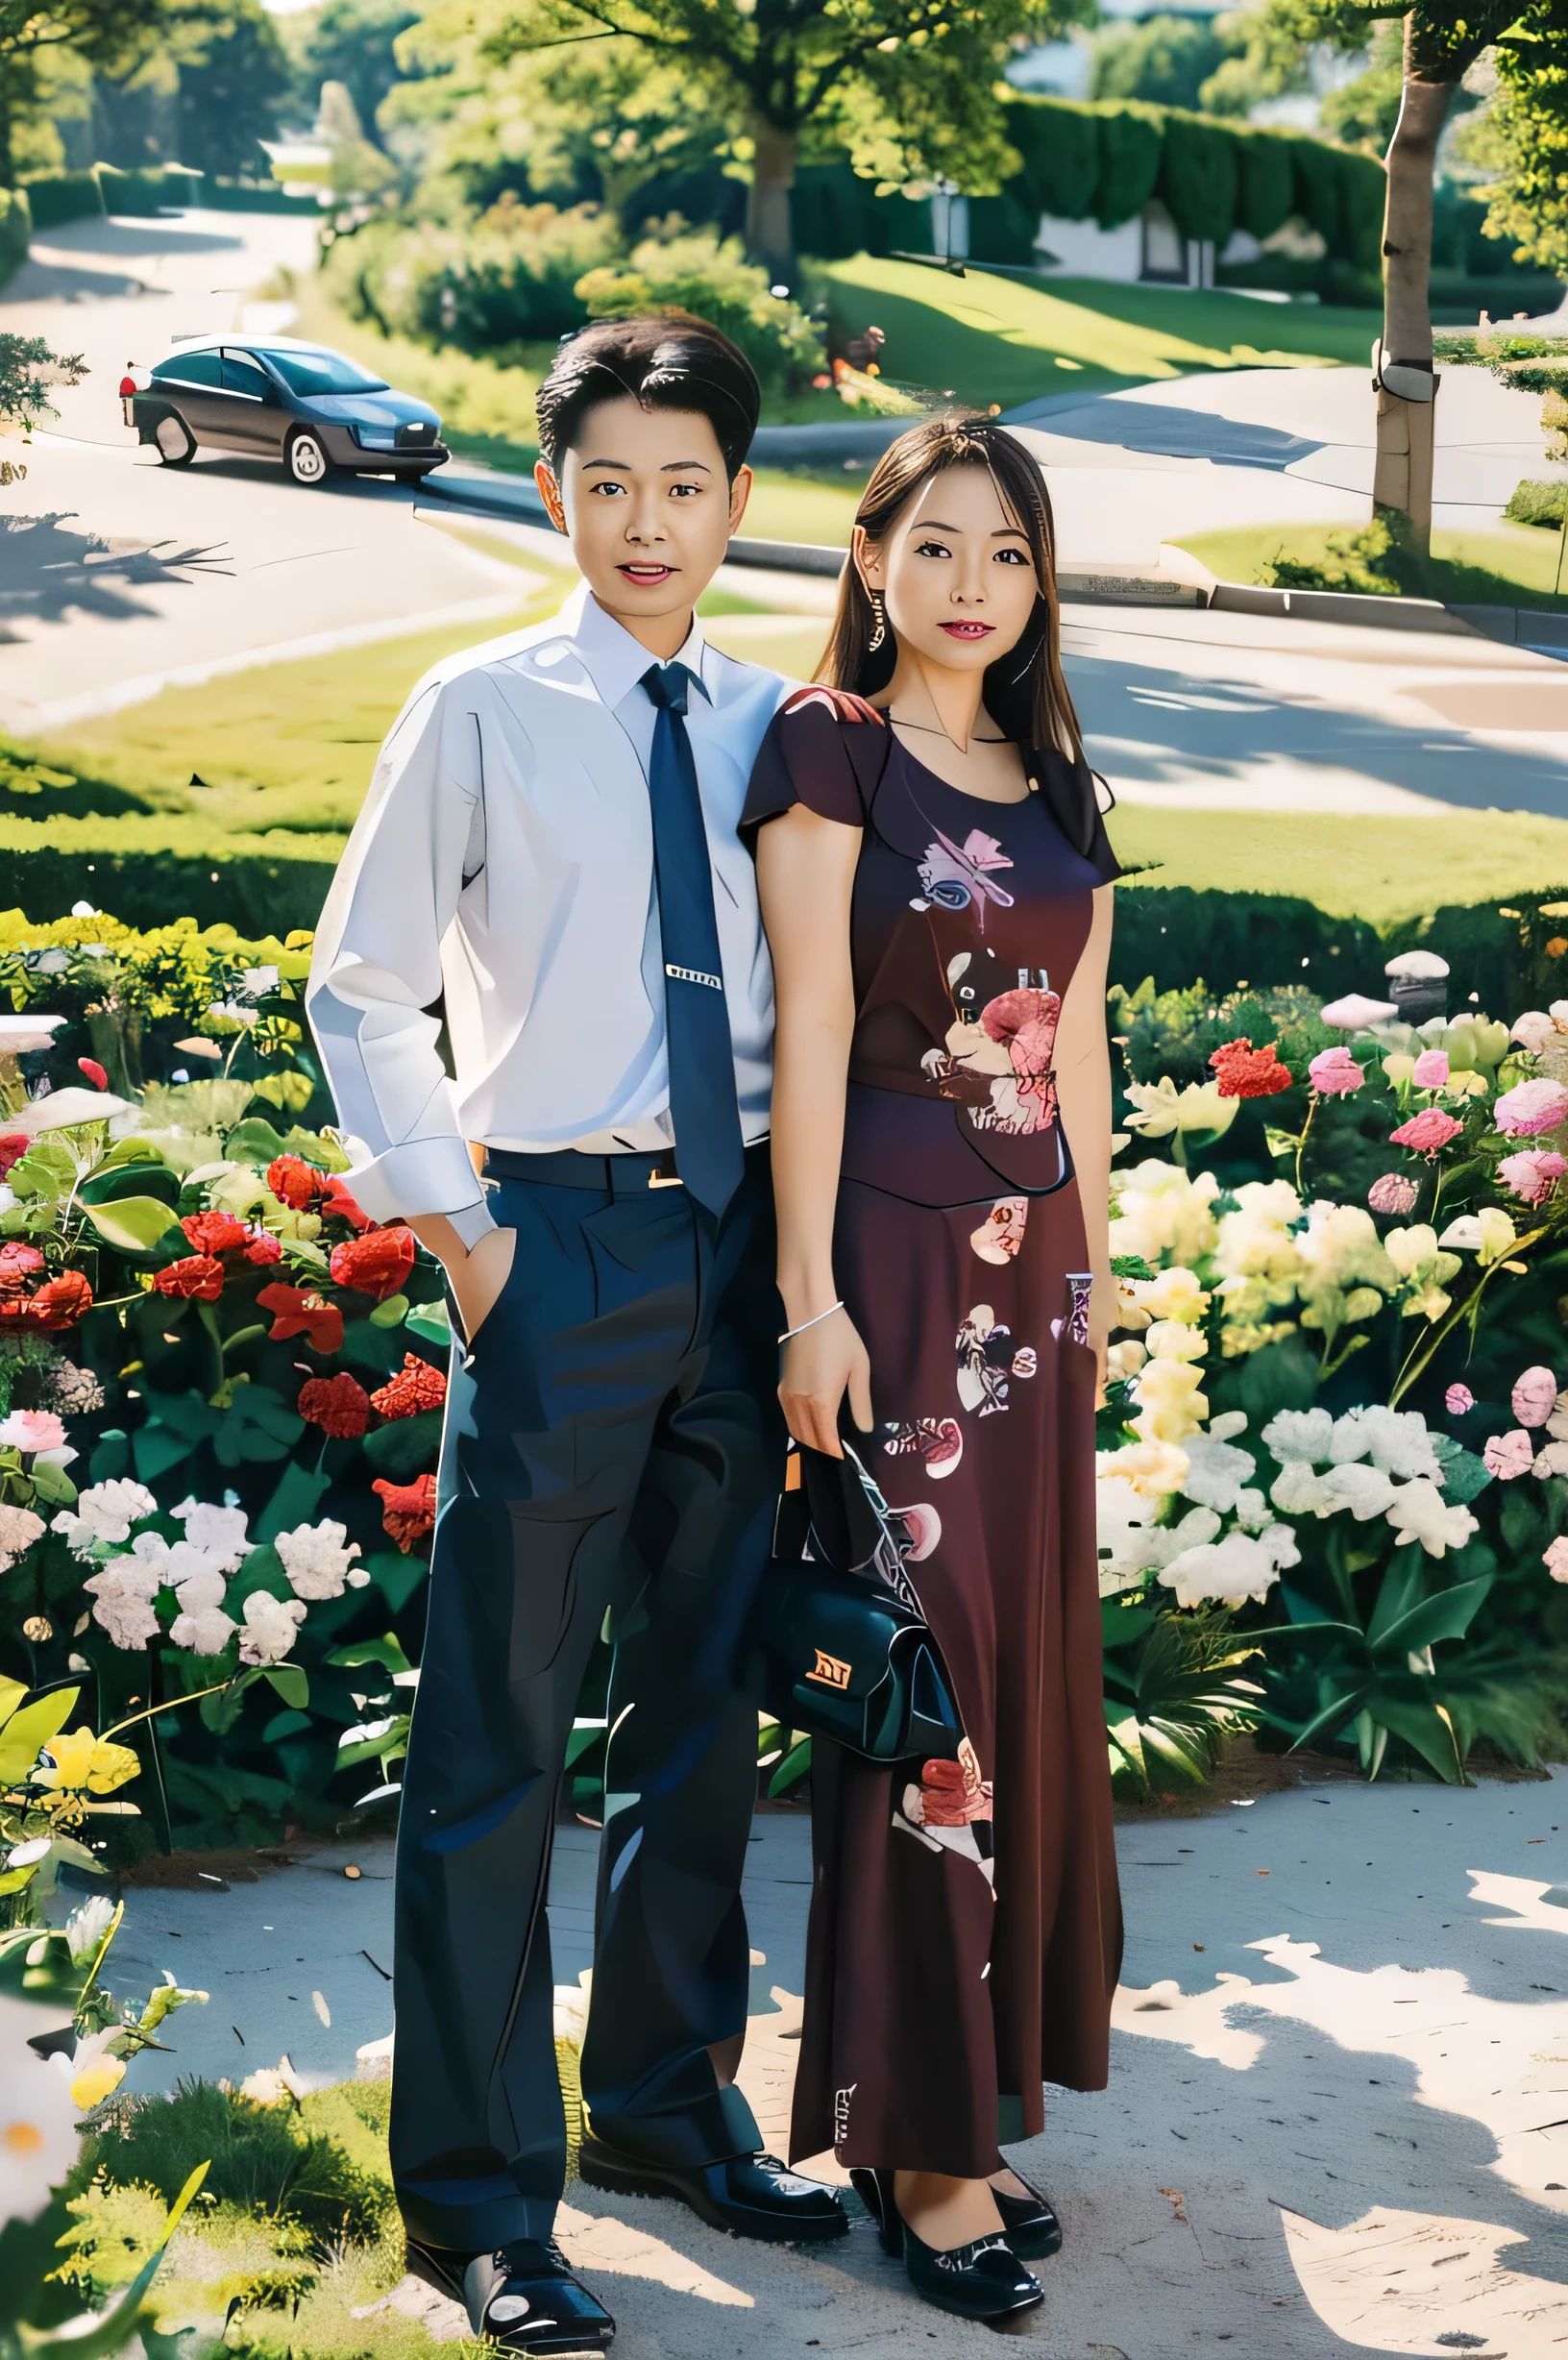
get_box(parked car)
[120,336,450,486]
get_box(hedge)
[20,170,101,229]
[95,164,203,216]
[1231,125,1297,244]
[1006,97,1104,227]
[0,818,341,936]
[0,184,29,285]
[1092,102,1166,231]
[1159,111,1238,247]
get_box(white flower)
[237,1590,306,1665]
[0,1503,46,1573]
[1315,1462,1399,1521]
[1327,1404,1443,1483]
[240,966,280,999]
[1176,1433,1256,1513]
[50,1479,158,1557]
[274,1519,362,1602]
[1209,1412,1249,1443]
[1233,1487,1272,1530]
[1384,1478,1480,1559]
[63,1896,116,1964]
[9,1086,131,1134]
[1107,1162,1220,1270]
[0,1999,82,2220]
[338,1715,399,1750]
[1270,1460,1332,1516]
[1159,1524,1298,1609]
[82,1559,162,1649]
[170,1604,238,1655]
[49,1361,106,1414]
[171,1498,251,1572]
[1320,993,1399,1030]
[1262,1408,1334,1464]
[1144,1318,1207,1364]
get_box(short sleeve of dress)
[741,687,879,838]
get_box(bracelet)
[777,1300,845,1344]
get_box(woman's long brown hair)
[815,413,1107,856]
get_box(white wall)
[1034,211,1143,281]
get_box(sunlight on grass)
[818,258,1381,410]
[1111,805,1568,924]
[1175,519,1568,612]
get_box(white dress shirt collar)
[564,581,715,715]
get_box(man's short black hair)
[535,311,761,483]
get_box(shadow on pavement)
[0,509,232,622]
[1041,398,1327,470]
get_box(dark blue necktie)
[641,661,745,1217]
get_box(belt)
[483,1141,768,1195]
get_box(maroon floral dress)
[744,693,1124,2178]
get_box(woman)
[743,415,1123,2326]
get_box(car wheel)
[286,430,332,486]
[155,412,195,466]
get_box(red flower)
[267,1154,326,1211]
[180,1209,251,1256]
[1210,1037,1294,1099]
[77,1058,109,1091]
[370,1352,448,1421]
[257,1282,344,1354]
[322,1174,373,1232]
[1,1269,93,1332]
[0,1136,28,1178]
[373,1471,437,1552]
[298,1369,371,1438]
[0,1241,45,1291]
[243,1230,282,1265]
[331,1226,415,1301]
[154,1254,225,1302]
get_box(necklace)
[885,709,1008,746]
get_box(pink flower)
[1309,1046,1365,1096]
[1512,1365,1558,1428]
[1390,1108,1464,1158]
[0,1408,66,1454]
[1445,1383,1474,1415]
[1411,1048,1450,1089]
[1498,1148,1567,1207]
[1545,1536,1568,1583]
[1369,1173,1419,1216]
[979,988,1061,1119]
[1495,1077,1568,1138]
[1483,1429,1535,1481]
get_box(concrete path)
[105,1770,1568,2359]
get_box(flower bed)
[1098,962,1568,1790]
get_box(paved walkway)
[109,1769,1568,2358]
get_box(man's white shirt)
[306,581,791,1243]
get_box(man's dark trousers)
[390,1143,782,2252]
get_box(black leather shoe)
[405,2234,615,2353]
[849,2169,1044,2327]
[992,2172,1063,2260]
[577,2134,848,2244]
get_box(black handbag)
[744,1440,965,1764]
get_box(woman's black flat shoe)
[992,2176,1064,2260]
[847,2168,1043,2326]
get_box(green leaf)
[24,2163,209,2360]
[27,1458,76,1508]
[82,1195,182,1254]
[6,1136,75,1202]
[1286,1681,1371,1755]
[1237,1335,1320,1422]
[223,1117,290,1168]
[405,1297,452,1347]
[0,1686,80,1783]
[283,1124,349,1171]
[261,1707,312,1743]
[263,1663,308,1710]
[361,1547,429,1612]
[369,1291,409,1329]
[254,1456,331,1542]
[1430,1433,1493,1505]
[768,1737,813,1798]
[1365,1546,1427,1649]
[362,1410,442,1483]
[1369,1691,1467,1784]
[0,1676,25,1729]
[87,1428,131,1484]
[327,1634,412,1675]
[1374,1577,1493,1659]
[249,1070,315,1115]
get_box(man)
[306,313,847,2356]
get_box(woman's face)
[857,462,1040,678]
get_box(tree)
[1464,0,1568,276]
[294,0,421,148]
[467,0,1092,276]
[1089,13,1236,111]
[172,0,290,177]
[0,0,167,184]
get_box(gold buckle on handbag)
[806,1649,852,1691]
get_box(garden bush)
[1094,100,1167,229]
[576,223,824,394]
[1230,124,1297,244]
[1007,96,1104,227]
[20,171,103,230]
[0,187,30,287]
[325,197,621,354]
[1506,478,1568,529]
[1159,109,1239,248]
[0,816,340,936]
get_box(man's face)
[535,395,751,646]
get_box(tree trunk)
[0,69,14,192]
[1374,31,1450,553]
[746,117,797,284]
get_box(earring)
[868,589,887,653]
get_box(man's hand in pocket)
[407,1216,517,1344]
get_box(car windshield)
[257,348,389,397]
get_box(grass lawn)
[1175,518,1568,613]
[815,258,1383,411]
[1109,804,1568,923]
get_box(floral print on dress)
[912,829,1016,927]
[970,1196,1029,1265]
[882,1415,964,1478]
[956,1304,1038,1416]
[921,984,1061,1139]
[893,1737,996,1891]
[1050,1272,1093,1347]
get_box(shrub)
[21,170,104,230]
[1258,517,1406,596]
[576,224,825,395]
[82,2079,394,2240]
[0,815,341,934]
[1095,100,1166,228]
[1230,124,1296,243]
[1159,109,1238,246]
[0,186,30,287]
[1007,94,1104,224]
[327,198,621,354]
[1506,477,1568,529]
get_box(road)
[0,209,1563,824]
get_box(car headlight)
[354,425,399,452]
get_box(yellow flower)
[33,1731,139,1796]
[68,2051,126,2110]
[1128,1266,1212,1326]
[1478,1206,1517,1266]
[1132,1357,1209,1442]
[1384,1223,1439,1279]
[1383,1053,1415,1087]
[1144,1319,1207,1364]
[1096,1438,1190,1497]
[1442,1069,1489,1099]
[1124,1076,1237,1141]
[1107,1162,1220,1269]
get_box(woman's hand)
[448,1225,517,1345]
[779,1306,873,1457]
